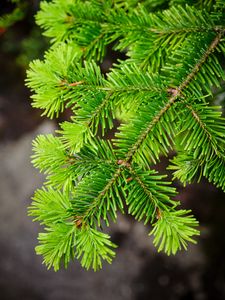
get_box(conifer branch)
[126,165,158,218]
[36,1,225,63]
[184,104,220,156]
[178,32,223,90]
[28,1,225,271]
[124,32,223,163]
[84,92,112,128]
[82,167,122,225]
[169,102,225,189]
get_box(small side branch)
[125,32,223,162]
[185,104,220,156]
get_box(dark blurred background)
[1,1,225,299]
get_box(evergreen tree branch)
[71,168,124,227]
[169,103,225,189]
[151,209,199,255]
[125,165,178,224]
[178,32,223,91]
[75,227,117,271]
[83,168,123,225]
[122,32,223,164]
[68,31,223,251]
[36,1,225,63]
[184,103,223,157]
[28,1,225,270]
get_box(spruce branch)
[69,30,223,257]
[183,103,224,157]
[169,103,225,189]
[71,168,124,227]
[27,1,225,271]
[151,210,199,255]
[36,1,225,66]
[125,165,178,224]
[119,32,223,165]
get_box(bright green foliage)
[29,188,73,225]
[151,210,199,255]
[35,223,75,271]
[169,103,225,188]
[26,0,225,271]
[35,222,116,271]
[75,227,117,271]
[27,43,83,118]
[125,167,178,224]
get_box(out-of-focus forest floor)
[1,2,225,300]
